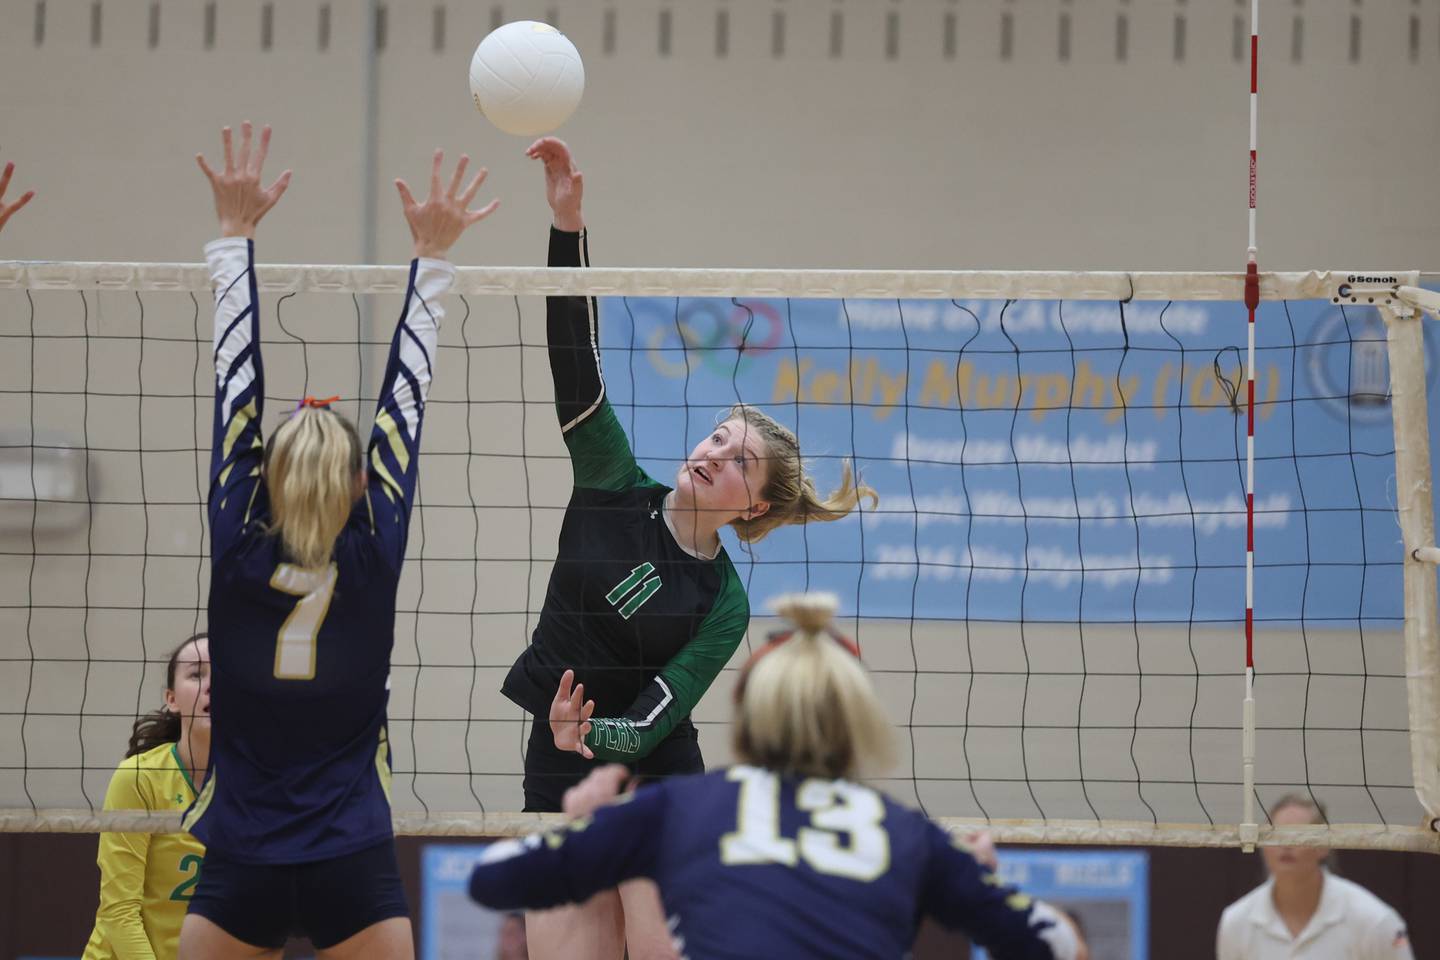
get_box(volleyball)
[469,21,585,137]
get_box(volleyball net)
[0,260,1436,853]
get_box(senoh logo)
[1346,275,1399,285]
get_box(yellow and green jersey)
[82,742,204,960]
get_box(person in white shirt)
[1216,795,1414,960]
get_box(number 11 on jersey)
[269,563,338,680]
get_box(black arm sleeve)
[547,226,604,434]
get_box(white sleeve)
[1029,901,1080,960]
[1363,909,1415,960]
[1215,905,1241,960]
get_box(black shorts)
[186,839,409,949]
[522,715,704,813]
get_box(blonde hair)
[1268,793,1327,825]
[263,406,363,569]
[731,593,895,781]
[723,405,878,544]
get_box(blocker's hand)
[0,160,35,236]
[963,830,999,872]
[562,764,629,819]
[395,148,499,260]
[550,668,596,759]
[196,122,291,239]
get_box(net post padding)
[1384,302,1440,835]
[3,810,1438,854]
[0,260,1420,301]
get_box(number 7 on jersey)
[269,563,338,680]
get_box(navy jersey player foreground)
[474,593,1081,960]
[505,137,878,960]
[177,122,498,960]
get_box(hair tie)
[759,627,861,660]
[292,395,341,415]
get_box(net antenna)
[1239,0,1261,853]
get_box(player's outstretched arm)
[921,823,1079,960]
[365,152,499,561]
[198,122,289,556]
[526,138,644,491]
[469,782,662,913]
[0,160,35,236]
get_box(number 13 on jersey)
[270,563,338,680]
[720,766,890,882]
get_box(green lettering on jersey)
[606,562,662,620]
[169,853,203,902]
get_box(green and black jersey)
[500,227,751,763]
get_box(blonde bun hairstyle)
[731,592,894,781]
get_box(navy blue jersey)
[469,766,1076,960]
[184,237,451,864]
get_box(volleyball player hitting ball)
[505,137,876,959]
[177,122,498,959]
[474,593,1080,960]
[83,634,210,960]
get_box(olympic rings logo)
[637,299,786,379]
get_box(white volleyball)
[469,21,585,137]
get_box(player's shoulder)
[1218,881,1269,933]
[705,552,750,613]
[116,741,181,773]
[1326,873,1405,923]
[105,742,184,805]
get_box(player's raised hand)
[561,765,629,819]
[395,149,499,261]
[0,160,35,236]
[962,830,999,872]
[550,669,595,759]
[525,137,583,232]
[196,122,291,239]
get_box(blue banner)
[600,296,1438,624]
[420,843,519,960]
[971,849,1149,960]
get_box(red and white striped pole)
[1241,0,1261,853]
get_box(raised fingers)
[251,124,273,176]
[260,169,293,213]
[196,153,219,184]
[447,155,469,199]
[556,668,574,701]
[429,148,444,199]
[221,126,235,173]
[465,198,501,225]
[0,162,12,200]
[236,121,253,174]
[459,166,489,206]
[394,178,417,209]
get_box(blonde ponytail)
[263,406,363,569]
[732,592,895,781]
[723,405,878,544]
